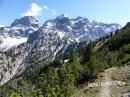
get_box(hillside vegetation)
[0,23,130,97]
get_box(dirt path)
[71,66,130,97]
[100,70,111,97]
[71,68,114,97]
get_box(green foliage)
[37,50,83,97]
[17,80,29,89]
[9,91,21,97]
[69,49,77,63]
[32,89,44,97]
[118,54,130,65]
[103,28,130,51]
[88,52,99,77]
[120,44,130,54]
[81,43,94,63]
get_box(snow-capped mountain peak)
[10,16,41,28]
[41,15,121,42]
[0,15,121,52]
[0,16,41,51]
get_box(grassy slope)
[71,65,130,97]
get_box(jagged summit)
[0,15,121,51]
[41,15,121,42]
[10,16,40,28]
[0,16,41,51]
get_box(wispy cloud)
[22,3,58,17]
[22,3,43,16]
[51,9,57,16]
[43,5,49,10]
[43,5,57,16]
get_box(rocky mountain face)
[0,16,41,51]
[0,15,121,86]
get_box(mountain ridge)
[0,15,121,86]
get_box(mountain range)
[0,15,121,86]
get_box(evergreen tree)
[69,49,77,63]
[81,43,94,63]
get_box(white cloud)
[22,3,58,17]
[51,9,57,16]
[63,13,69,17]
[43,5,49,10]
[22,3,43,16]
[0,25,4,27]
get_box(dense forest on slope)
[0,22,130,97]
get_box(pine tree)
[69,49,77,63]
[81,43,94,63]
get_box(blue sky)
[0,0,130,26]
